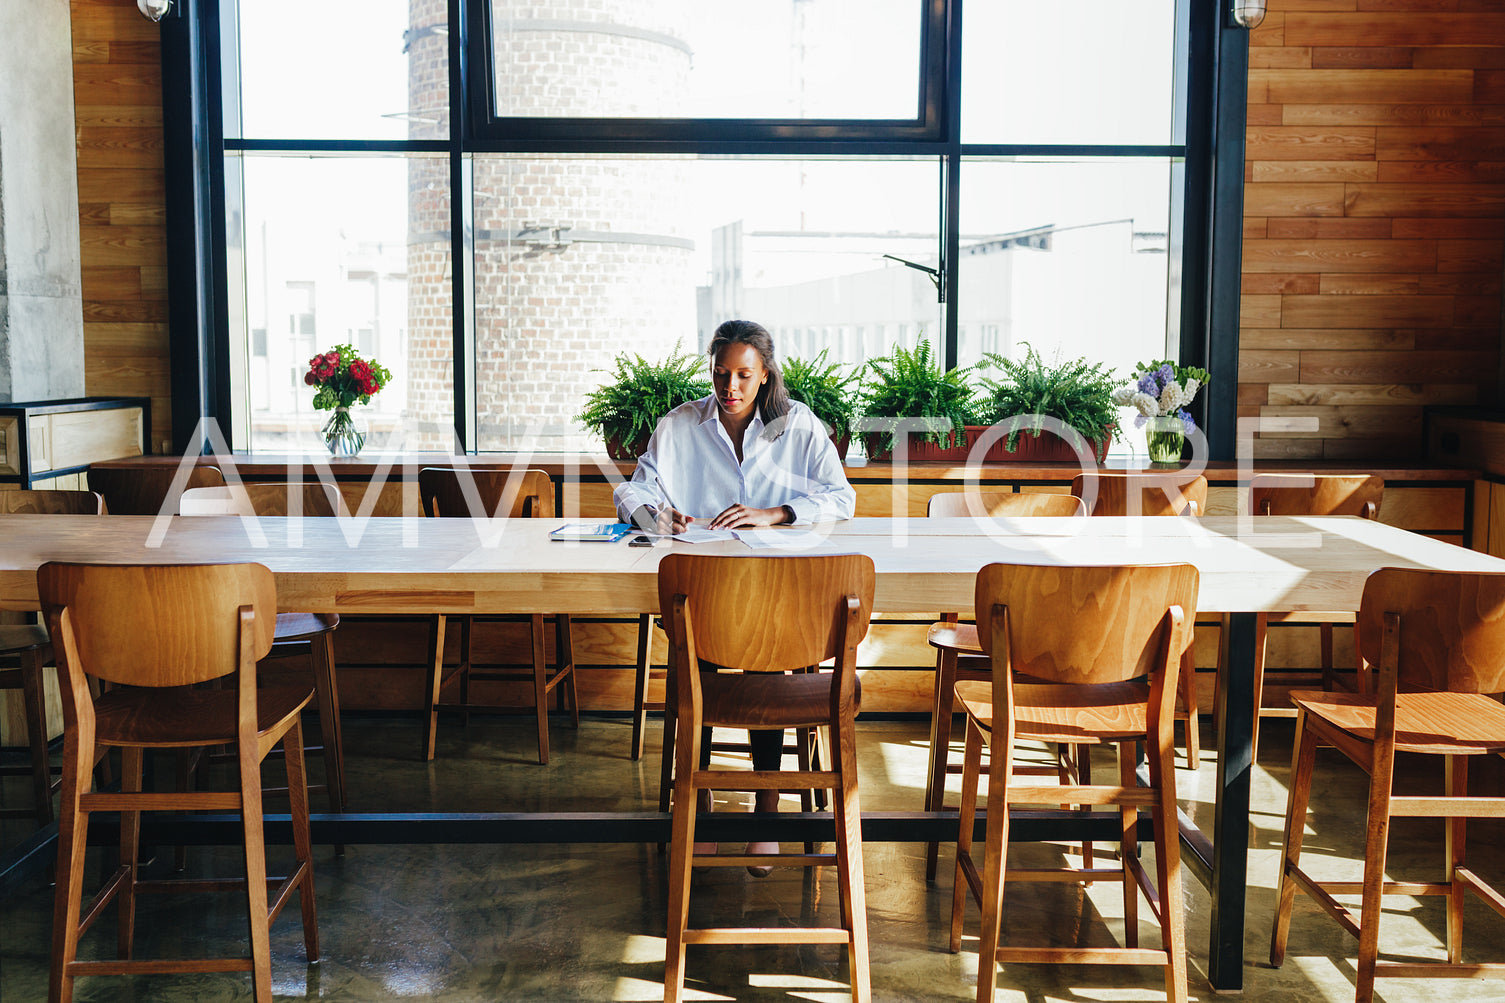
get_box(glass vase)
[321,407,367,457]
[1144,417,1184,466]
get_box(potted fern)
[576,343,712,460]
[977,345,1120,463]
[781,349,859,460]
[857,338,984,462]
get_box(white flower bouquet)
[1112,359,1210,433]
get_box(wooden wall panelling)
[1243,3,1505,460]
[70,0,170,452]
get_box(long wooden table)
[4,512,1503,990]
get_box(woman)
[614,319,855,873]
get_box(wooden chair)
[180,482,349,812]
[1270,568,1505,1003]
[950,562,1197,1003]
[1223,474,1384,760]
[660,553,875,1003]
[1073,472,1208,768]
[922,490,1087,881]
[39,562,318,1003]
[86,462,224,515]
[0,491,108,827]
[418,467,578,763]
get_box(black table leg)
[1209,609,1256,991]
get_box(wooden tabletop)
[2,514,1502,617]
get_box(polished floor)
[3,710,1504,1002]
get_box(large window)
[215,0,1199,454]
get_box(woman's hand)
[629,505,694,535]
[707,504,791,530]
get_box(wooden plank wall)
[1242,1,1505,460]
[69,1,171,453]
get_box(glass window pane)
[232,1,448,141]
[962,2,1177,145]
[957,158,1173,454]
[472,156,941,452]
[230,155,454,452]
[489,1,922,120]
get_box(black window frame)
[161,0,1247,458]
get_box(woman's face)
[712,342,768,423]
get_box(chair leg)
[949,718,986,954]
[925,646,959,883]
[1445,754,1467,964]
[422,614,446,761]
[117,747,143,961]
[833,710,871,1003]
[283,720,320,961]
[658,663,677,816]
[1117,742,1139,949]
[973,723,1011,1003]
[631,615,652,761]
[664,699,702,1003]
[530,614,550,765]
[20,648,55,825]
[1251,613,1270,762]
[1146,717,1187,1003]
[1355,737,1397,1003]
[556,614,580,728]
[458,616,473,729]
[309,632,346,811]
[1179,644,1200,768]
[1271,710,1318,967]
[1319,621,1336,691]
[239,739,274,1003]
[50,731,95,1003]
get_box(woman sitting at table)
[614,319,855,874]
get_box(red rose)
[304,371,317,385]
[324,350,340,365]
[349,359,371,381]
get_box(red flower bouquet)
[306,345,391,456]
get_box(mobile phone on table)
[628,534,655,547]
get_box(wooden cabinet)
[0,397,149,491]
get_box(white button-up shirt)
[613,396,855,526]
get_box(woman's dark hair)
[708,319,791,437]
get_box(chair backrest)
[1358,569,1505,695]
[180,481,345,518]
[87,463,225,516]
[37,562,277,688]
[1072,472,1208,518]
[974,563,1199,685]
[0,490,106,515]
[1249,473,1382,519]
[657,553,875,673]
[926,491,1084,519]
[418,468,552,519]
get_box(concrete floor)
[3,712,1504,1002]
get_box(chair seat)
[271,612,340,645]
[0,624,50,654]
[701,670,861,730]
[928,621,981,654]
[95,685,314,748]
[955,679,1150,744]
[1291,688,1505,754]
[1266,610,1355,624]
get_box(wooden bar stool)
[921,489,1089,882]
[180,481,349,811]
[1230,474,1384,759]
[418,468,577,764]
[950,562,1198,1003]
[1073,471,1208,768]
[40,561,318,1003]
[660,553,875,1003]
[0,491,109,827]
[1271,567,1505,1002]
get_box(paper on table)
[734,529,806,549]
[671,527,738,544]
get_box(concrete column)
[0,0,86,403]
